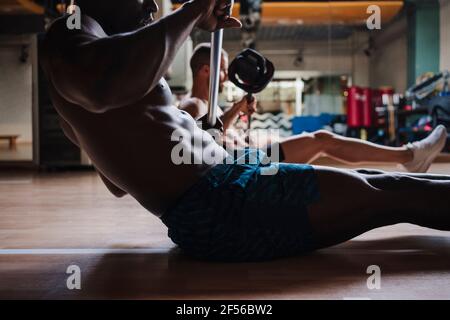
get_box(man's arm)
[44,0,240,113]
[180,96,256,131]
[221,97,257,131]
[59,118,127,198]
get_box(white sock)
[402,125,447,173]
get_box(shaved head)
[190,43,228,76]
[75,0,158,34]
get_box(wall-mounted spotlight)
[294,51,304,67]
[19,45,29,63]
[240,0,262,49]
[364,36,376,57]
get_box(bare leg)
[354,168,450,181]
[307,166,450,249]
[281,130,413,165]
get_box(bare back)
[42,16,228,217]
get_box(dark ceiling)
[0,0,45,34]
[193,24,354,43]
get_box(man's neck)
[191,77,209,101]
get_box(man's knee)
[365,173,412,190]
[313,130,335,150]
[313,130,334,139]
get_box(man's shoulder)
[41,15,105,70]
[182,97,207,108]
[44,15,104,47]
[179,96,208,118]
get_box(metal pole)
[207,30,223,127]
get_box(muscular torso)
[40,13,231,217]
[47,78,227,216]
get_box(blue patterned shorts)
[160,149,321,262]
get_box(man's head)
[190,43,229,92]
[75,0,158,34]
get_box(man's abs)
[49,82,226,216]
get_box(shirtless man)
[41,0,450,262]
[181,43,448,172]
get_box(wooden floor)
[0,142,32,161]
[0,160,450,299]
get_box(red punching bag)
[347,86,363,128]
[361,88,374,127]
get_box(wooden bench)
[0,135,20,150]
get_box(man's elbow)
[78,89,117,113]
[97,172,128,198]
[105,184,128,198]
[52,80,108,113]
[69,91,127,113]
[111,190,127,198]
[55,77,128,113]
[81,83,148,113]
[54,65,152,112]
